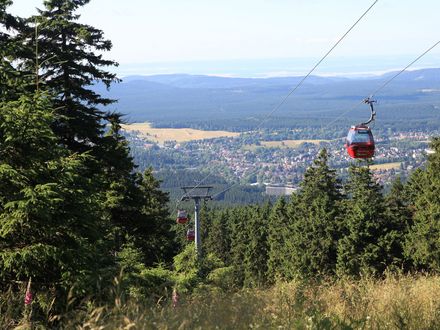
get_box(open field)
[122,122,239,144]
[370,162,402,170]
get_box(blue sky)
[9,0,440,76]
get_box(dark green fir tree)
[229,206,250,287]
[404,138,440,272]
[337,163,392,276]
[0,0,24,102]
[100,115,174,265]
[15,0,119,152]
[267,197,290,282]
[136,168,174,265]
[0,93,104,291]
[205,209,232,265]
[383,176,412,270]
[242,203,270,288]
[286,149,343,278]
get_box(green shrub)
[207,266,236,291]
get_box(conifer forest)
[1,1,439,329]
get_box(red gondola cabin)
[345,125,375,159]
[176,210,188,224]
[186,229,195,241]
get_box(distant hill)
[95,68,440,125]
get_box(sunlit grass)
[370,162,402,170]
[121,122,239,144]
[2,274,439,329]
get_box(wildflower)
[24,277,33,305]
[172,288,179,308]
[24,289,33,305]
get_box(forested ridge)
[1,1,440,328]
[96,70,440,124]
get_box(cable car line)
[211,168,263,201]
[326,39,440,159]
[253,0,379,131]
[175,0,379,205]
[323,39,440,132]
[213,39,440,196]
[370,40,440,99]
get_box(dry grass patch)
[3,275,439,329]
[370,162,402,170]
[122,122,239,144]
[308,275,440,329]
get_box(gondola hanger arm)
[360,97,376,126]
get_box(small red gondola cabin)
[345,98,376,159]
[176,210,188,224]
[345,125,375,159]
[186,229,195,241]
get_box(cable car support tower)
[180,186,213,259]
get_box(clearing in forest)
[370,162,402,170]
[122,122,239,144]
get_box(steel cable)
[176,0,379,204]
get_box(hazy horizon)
[115,54,440,78]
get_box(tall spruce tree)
[282,194,300,280]
[3,0,176,275]
[24,1,173,265]
[100,116,174,265]
[383,177,412,270]
[205,209,231,265]
[0,0,12,81]
[242,203,270,288]
[404,138,440,271]
[100,114,145,252]
[199,203,211,256]
[15,0,119,152]
[0,0,24,102]
[337,163,391,276]
[136,168,174,265]
[267,197,290,282]
[229,206,249,287]
[0,1,13,59]
[286,149,343,277]
[0,93,105,290]
[0,0,9,22]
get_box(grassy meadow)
[370,162,402,170]
[121,123,330,149]
[3,275,439,329]
[121,122,239,144]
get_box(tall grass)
[2,274,439,329]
